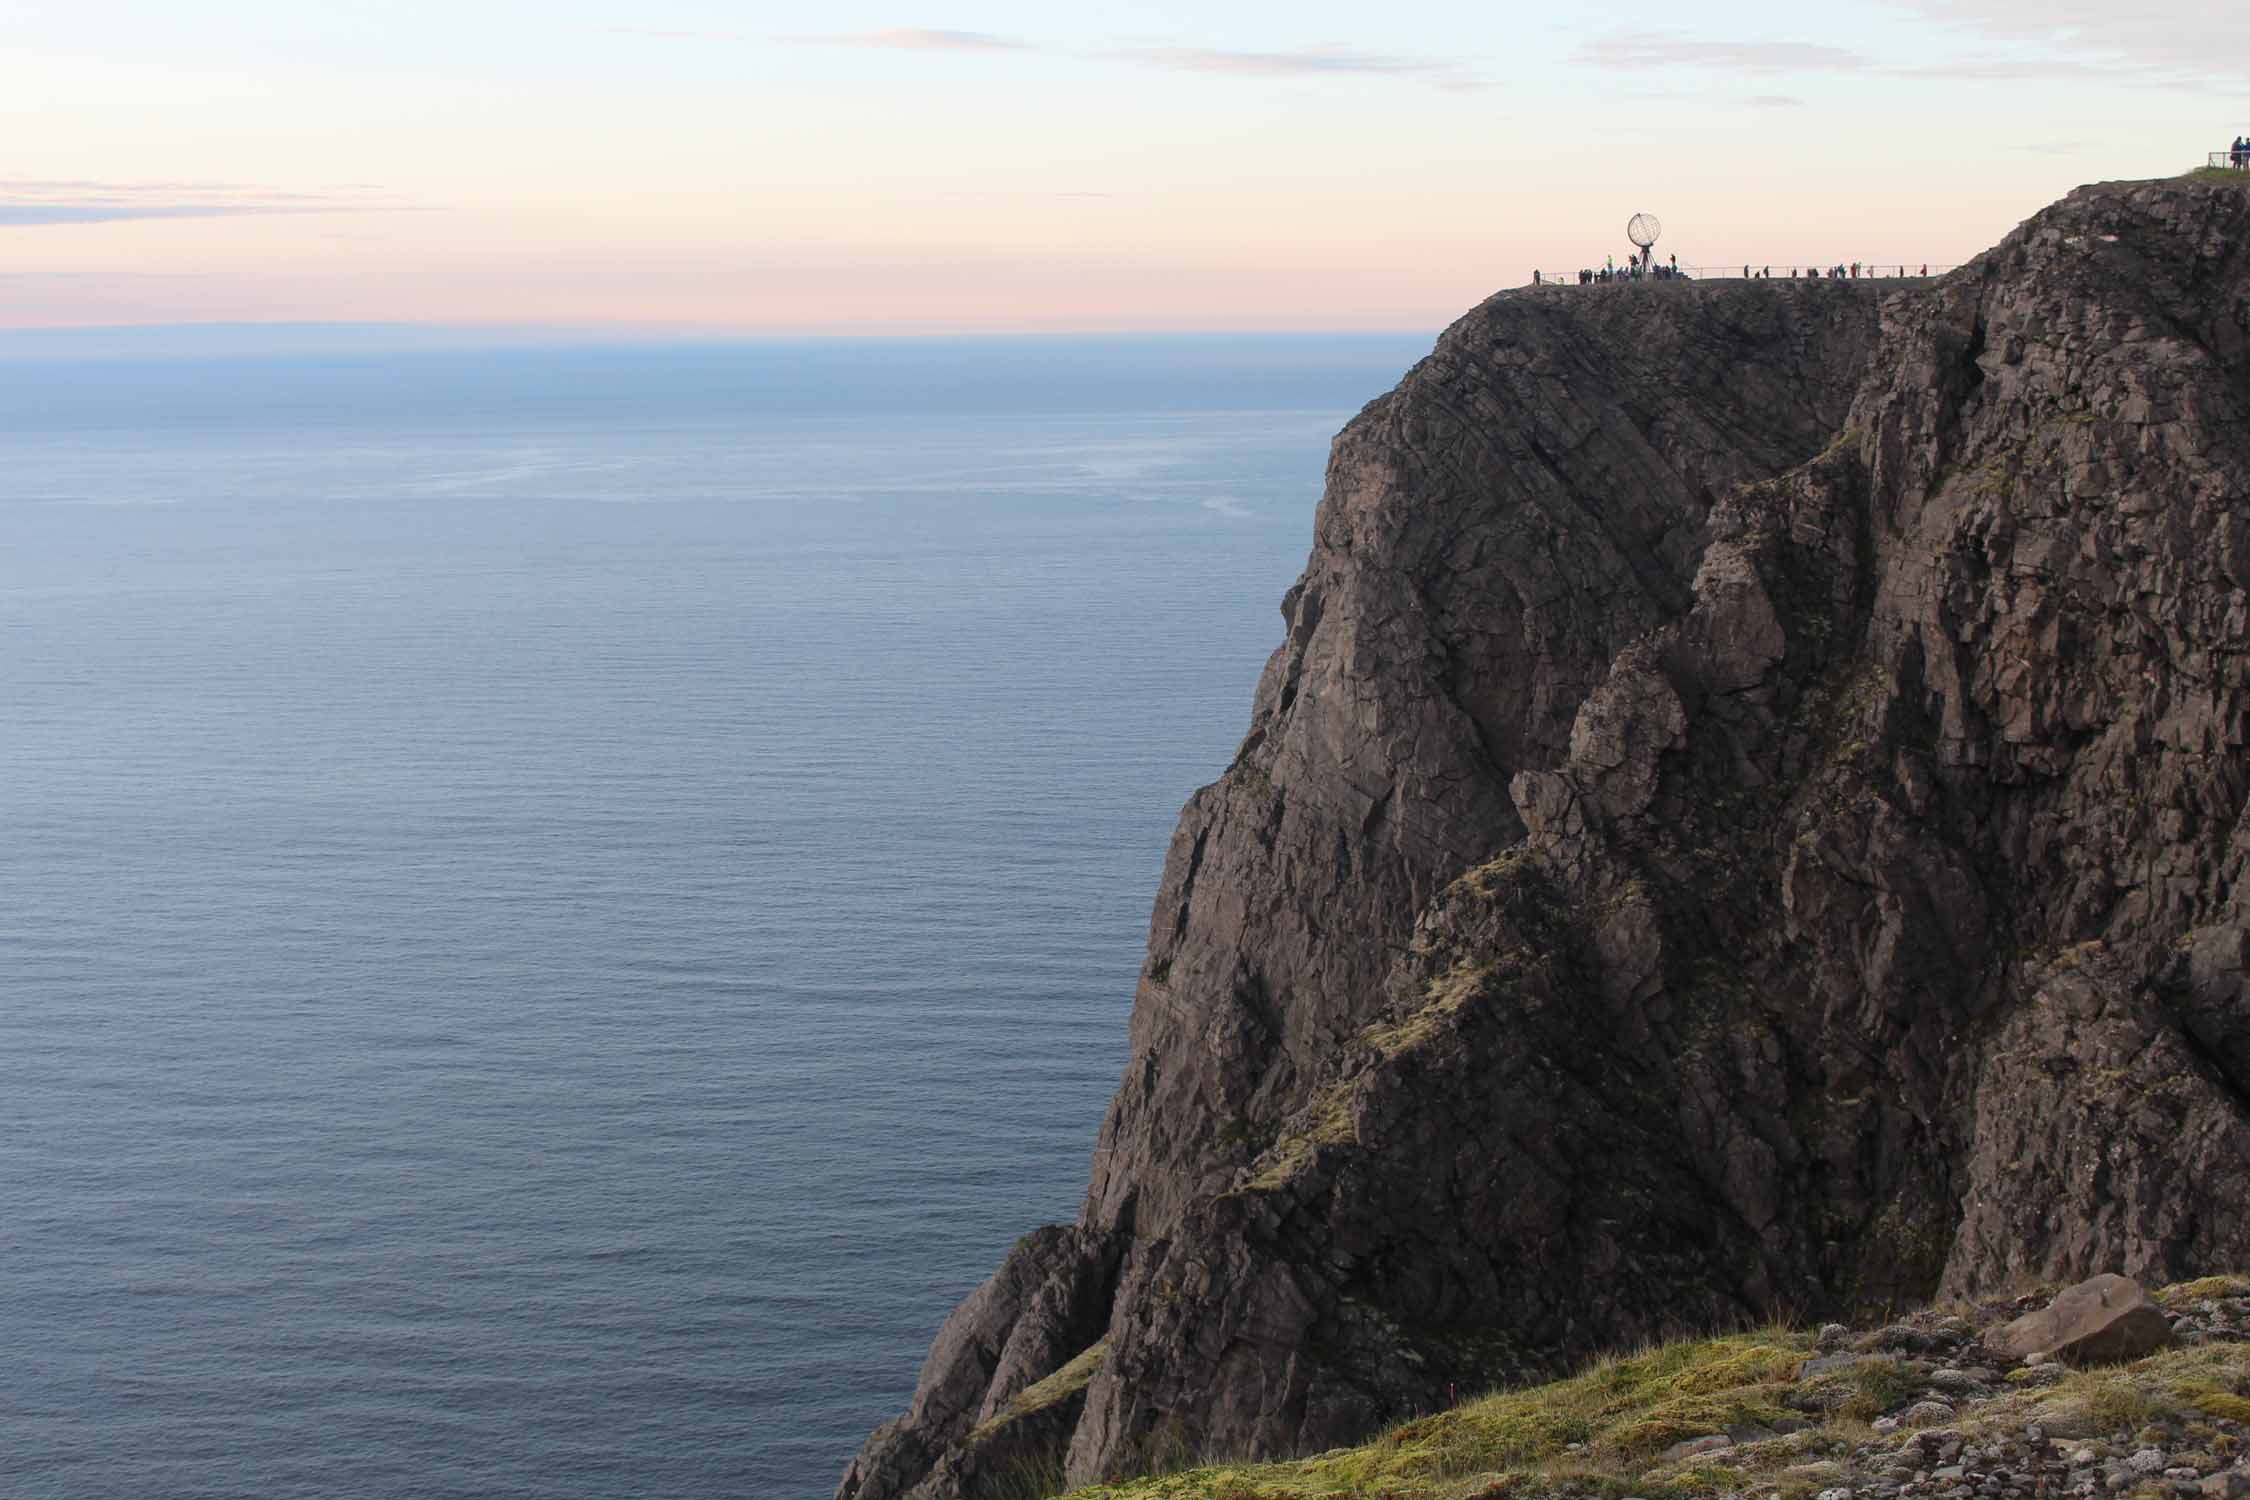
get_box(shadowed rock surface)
[840,174,2250,1500]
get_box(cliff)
[839,172,2250,1500]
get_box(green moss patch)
[972,1340,1111,1447]
[2160,1276,2250,1306]
[1796,1357,1921,1422]
[1064,1291,2250,1500]
[1362,963,1495,1061]
[1068,1329,1809,1500]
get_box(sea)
[0,333,1430,1499]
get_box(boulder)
[1993,1276,2172,1366]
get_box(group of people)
[2230,137,2250,168]
[1745,261,1932,280]
[1538,250,1684,286]
[1788,263,1930,279]
[1534,255,1932,288]
[1539,250,1944,285]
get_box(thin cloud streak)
[0,178,258,193]
[615,24,1483,90]
[1578,17,2236,87]
[1107,45,1484,89]
[846,28,1025,50]
[0,205,306,226]
[1880,0,2250,86]
[611,26,760,41]
[1575,33,1873,73]
[1890,55,2114,80]
[0,270,216,279]
[0,180,424,230]
[611,24,1025,49]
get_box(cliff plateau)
[840,174,2250,1500]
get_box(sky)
[5,0,2249,335]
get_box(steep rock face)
[1087,277,1883,1240]
[841,175,2250,1500]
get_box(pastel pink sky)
[7,0,2249,333]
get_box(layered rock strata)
[840,174,2250,1500]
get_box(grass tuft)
[2188,1391,2250,1423]
[1797,1357,1922,1421]
[1062,1307,2250,1500]
[1069,1329,1809,1500]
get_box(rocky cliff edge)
[840,173,2250,1500]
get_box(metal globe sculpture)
[1627,213,1662,250]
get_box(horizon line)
[0,320,1452,361]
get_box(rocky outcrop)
[838,1227,1119,1500]
[841,173,2250,1498]
[1992,1275,2173,1365]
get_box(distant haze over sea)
[0,334,1428,1498]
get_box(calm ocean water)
[0,335,1427,1499]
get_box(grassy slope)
[1066,1280,2250,1500]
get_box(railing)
[1687,264,1951,279]
[2212,151,2249,170]
[1533,264,1956,286]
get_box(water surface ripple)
[0,337,1427,1498]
